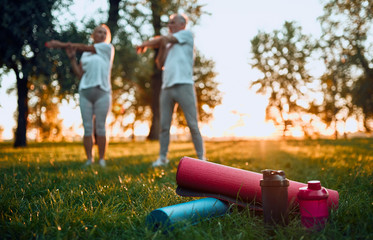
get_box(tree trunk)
[147,63,162,140]
[363,115,371,133]
[334,120,338,140]
[147,0,163,140]
[14,73,28,147]
[107,0,121,37]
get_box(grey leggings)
[79,86,111,137]
[160,84,205,159]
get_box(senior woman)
[46,24,115,167]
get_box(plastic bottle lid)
[298,180,329,200]
[260,169,289,187]
[307,180,321,190]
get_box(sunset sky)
[0,0,338,140]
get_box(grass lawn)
[0,139,372,239]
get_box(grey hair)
[170,13,188,25]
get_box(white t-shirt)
[162,30,194,89]
[79,42,114,92]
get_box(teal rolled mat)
[146,197,229,231]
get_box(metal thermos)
[260,169,289,226]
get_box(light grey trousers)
[79,86,111,137]
[159,84,205,160]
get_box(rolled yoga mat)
[146,197,229,231]
[176,157,339,209]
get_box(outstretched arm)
[136,36,162,54]
[45,40,96,53]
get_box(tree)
[109,30,150,140]
[146,0,164,140]
[0,0,66,147]
[250,21,313,137]
[107,0,121,37]
[318,0,373,132]
[317,56,354,139]
[27,75,63,141]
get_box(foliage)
[318,0,373,132]
[107,25,143,138]
[250,21,314,137]
[0,0,71,146]
[194,51,222,123]
[0,0,221,143]
[0,0,62,73]
[317,66,353,139]
[24,23,90,142]
[249,0,373,138]
[0,139,372,239]
[27,75,63,141]
[47,22,91,98]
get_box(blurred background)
[1,0,372,146]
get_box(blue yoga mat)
[146,197,229,231]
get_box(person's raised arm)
[136,35,178,53]
[137,35,179,70]
[46,40,96,53]
[65,45,84,79]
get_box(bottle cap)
[298,180,329,200]
[307,180,321,190]
[260,169,289,187]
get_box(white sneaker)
[152,157,169,167]
[85,159,94,166]
[99,159,106,167]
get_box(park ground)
[0,139,372,239]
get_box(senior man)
[137,13,206,167]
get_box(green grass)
[0,139,372,239]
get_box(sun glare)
[200,91,278,139]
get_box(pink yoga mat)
[176,157,339,209]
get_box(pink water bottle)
[297,180,329,230]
